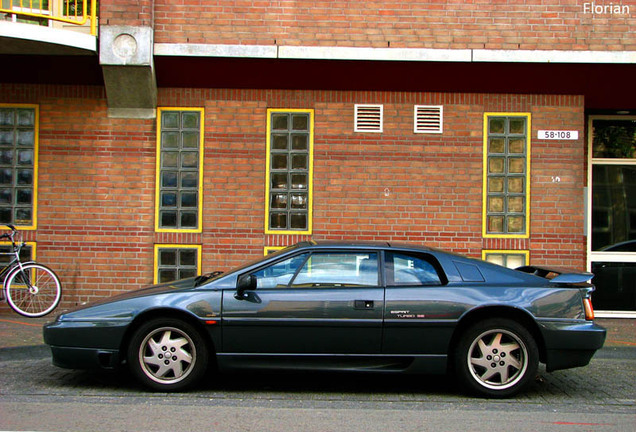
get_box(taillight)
[583,298,595,320]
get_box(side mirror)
[235,274,256,300]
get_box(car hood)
[58,277,200,315]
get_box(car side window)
[291,252,379,287]
[387,252,442,286]
[251,253,309,289]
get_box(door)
[222,250,384,354]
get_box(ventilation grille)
[414,105,443,134]
[355,104,383,133]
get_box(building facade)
[0,1,634,316]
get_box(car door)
[383,250,457,355]
[222,250,384,354]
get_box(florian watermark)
[583,2,631,14]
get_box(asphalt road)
[0,350,634,432]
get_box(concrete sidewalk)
[1,309,634,357]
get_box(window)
[292,252,379,287]
[252,253,309,289]
[154,245,201,284]
[265,109,313,234]
[0,105,38,228]
[483,250,528,269]
[155,108,204,232]
[483,113,531,237]
[588,116,636,314]
[386,252,442,286]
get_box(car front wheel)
[454,318,539,398]
[128,318,208,391]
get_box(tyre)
[128,318,208,391]
[454,318,539,398]
[5,263,62,318]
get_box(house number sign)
[538,130,579,140]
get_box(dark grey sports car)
[44,241,606,397]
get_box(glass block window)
[0,242,33,268]
[265,109,313,234]
[156,108,203,232]
[484,114,530,237]
[483,250,528,269]
[154,245,201,284]
[0,106,37,227]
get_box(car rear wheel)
[454,318,539,398]
[128,318,208,391]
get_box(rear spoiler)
[515,265,594,284]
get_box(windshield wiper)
[194,271,224,286]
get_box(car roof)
[296,240,437,252]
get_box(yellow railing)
[1,0,97,36]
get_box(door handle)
[354,300,374,310]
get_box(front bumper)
[43,319,130,370]
[538,320,607,372]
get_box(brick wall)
[149,0,635,50]
[0,84,586,306]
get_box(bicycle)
[0,224,61,317]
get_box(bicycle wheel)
[5,263,61,317]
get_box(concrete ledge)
[278,45,472,62]
[473,49,636,64]
[154,42,636,65]
[155,43,277,58]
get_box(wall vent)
[355,104,383,133]
[414,105,443,134]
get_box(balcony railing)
[1,0,97,36]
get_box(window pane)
[592,165,636,250]
[181,192,197,208]
[182,132,199,148]
[272,135,288,150]
[181,212,197,228]
[292,252,378,287]
[252,253,309,289]
[489,138,505,154]
[180,249,197,266]
[270,193,288,209]
[162,152,178,168]
[272,114,288,130]
[161,192,177,207]
[592,119,636,159]
[0,130,13,145]
[509,118,526,134]
[159,269,177,283]
[162,131,179,149]
[271,173,287,190]
[291,134,308,150]
[389,252,441,286]
[17,130,34,146]
[270,213,287,229]
[290,213,307,229]
[162,112,179,129]
[292,114,309,131]
[489,118,505,134]
[272,154,287,170]
[181,172,198,188]
[160,250,177,266]
[181,112,199,129]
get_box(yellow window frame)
[0,104,39,230]
[264,109,314,235]
[155,107,205,233]
[153,244,202,284]
[482,112,531,238]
